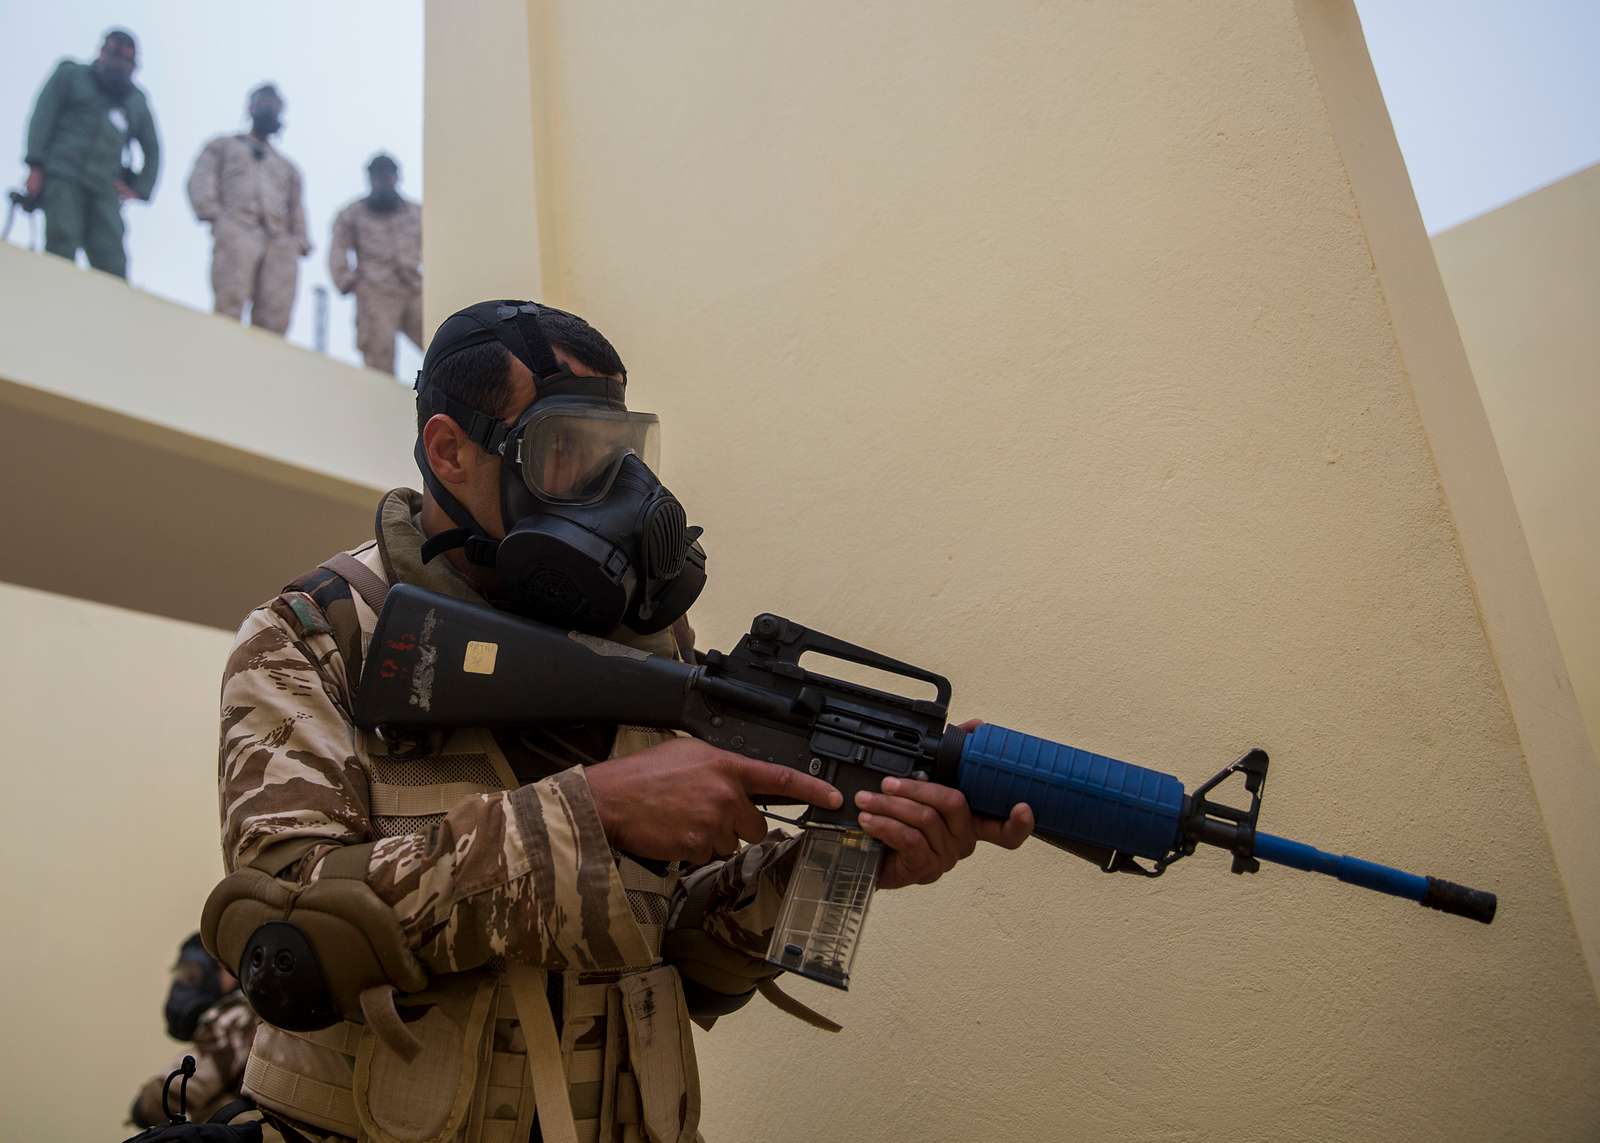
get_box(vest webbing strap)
[244,1050,360,1138]
[756,978,843,1034]
[368,781,500,818]
[319,552,390,614]
[506,963,579,1143]
[290,1020,362,1057]
[316,841,374,881]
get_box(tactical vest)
[242,543,702,1143]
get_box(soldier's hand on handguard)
[585,737,844,864]
[25,164,44,199]
[853,718,1034,890]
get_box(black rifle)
[355,585,1497,989]
[3,189,40,249]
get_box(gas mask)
[367,156,402,213]
[93,60,135,100]
[247,84,284,139]
[250,108,282,137]
[164,934,225,1041]
[414,301,706,635]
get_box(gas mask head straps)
[413,300,587,566]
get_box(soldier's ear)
[421,414,478,485]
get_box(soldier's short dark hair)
[414,311,628,434]
[368,153,399,176]
[104,28,137,50]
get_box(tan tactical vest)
[243,543,702,1143]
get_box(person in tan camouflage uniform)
[328,154,422,376]
[186,84,309,335]
[211,301,1033,1142]
[130,936,260,1129]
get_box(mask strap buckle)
[419,527,499,568]
[415,378,514,456]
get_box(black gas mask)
[93,35,137,100]
[164,934,226,1041]
[247,84,284,139]
[414,301,706,635]
[366,155,402,213]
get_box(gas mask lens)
[516,406,661,505]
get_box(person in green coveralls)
[21,28,161,279]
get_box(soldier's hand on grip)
[853,718,1034,889]
[585,737,842,864]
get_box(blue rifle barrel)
[955,724,1496,923]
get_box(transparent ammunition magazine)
[766,826,883,989]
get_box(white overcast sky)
[1,1,1596,379]
[0,0,424,379]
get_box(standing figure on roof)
[187,84,310,336]
[329,153,423,376]
[20,27,161,279]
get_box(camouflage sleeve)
[359,769,653,973]
[186,137,222,221]
[220,599,652,976]
[129,996,258,1126]
[328,204,357,293]
[219,603,368,877]
[291,164,311,254]
[130,95,160,200]
[185,996,258,1117]
[670,830,800,961]
[24,61,70,169]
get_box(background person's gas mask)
[414,301,706,635]
[164,933,226,1041]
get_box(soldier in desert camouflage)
[129,935,259,1129]
[208,301,1032,1142]
[186,84,310,336]
[328,154,422,376]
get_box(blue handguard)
[957,723,1185,860]
[953,724,1497,923]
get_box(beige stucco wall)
[423,1,1600,1139]
[0,246,414,1136]
[1433,164,1600,762]
[0,583,234,1140]
[1297,0,1600,1013]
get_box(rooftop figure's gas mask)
[414,301,706,636]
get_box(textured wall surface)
[1435,164,1600,765]
[0,584,234,1141]
[422,2,1600,1139]
[1298,0,1600,1004]
[423,0,549,324]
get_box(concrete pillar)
[422,0,549,327]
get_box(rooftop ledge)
[0,243,419,630]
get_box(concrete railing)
[0,243,418,629]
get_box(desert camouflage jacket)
[132,992,259,1127]
[218,487,797,988]
[328,195,421,296]
[187,133,309,247]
